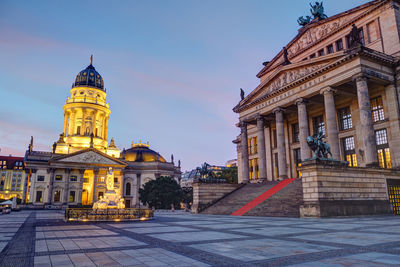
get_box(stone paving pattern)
[0,211,400,266]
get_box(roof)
[0,155,24,170]
[256,0,383,78]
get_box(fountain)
[65,167,153,222]
[93,167,125,210]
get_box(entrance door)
[82,189,89,205]
[125,200,131,208]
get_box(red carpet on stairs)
[230,178,296,216]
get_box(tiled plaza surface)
[0,211,399,266]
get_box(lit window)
[249,160,254,179]
[54,191,61,202]
[375,129,391,168]
[371,96,385,122]
[254,158,259,179]
[69,191,76,202]
[294,148,301,177]
[342,136,357,167]
[338,107,352,131]
[70,175,77,182]
[36,191,43,202]
[55,175,62,181]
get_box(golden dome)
[123,142,166,163]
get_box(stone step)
[201,179,303,217]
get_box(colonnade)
[240,74,378,182]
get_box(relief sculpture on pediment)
[288,18,347,56]
[264,63,325,94]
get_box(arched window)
[76,126,81,135]
[125,182,131,196]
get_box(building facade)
[0,156,25,200]
[24,58,181,208]
[234,0,400,183]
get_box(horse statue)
[307,132,332,159]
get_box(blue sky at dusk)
[0,0,366,171]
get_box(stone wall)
[299,159,399,217]
[191,182,239,213]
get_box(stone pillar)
[274,108,288,179]
[47,168,55,204]
[92,169,99,204]
[104,116,109,140]
[256,115,267,180]
[63,169,71,204]
[28,169,37,204]
[354,74,378,166]
[68,110,75,136]
[77,169,85,205]
[63,112,68,136]
[102,114,107,139]
[22,170,29,204]
[265,126,273,181]
[295,98,311,161]
[321,87,340,159]
[82,108,88,135]
[136,173,141,208]
[240,121,250,183]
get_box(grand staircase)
[201,179,303,217]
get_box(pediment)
[258,1,382,77]
[51,149,126,166]
[242,55,343,106]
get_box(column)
[68,110,75,136]
[274,108,288,179]
[81,108,86,135]
[22,170,29,204]
[28,170,37,204]
[92,169,99,204]
[265,126,273,181]
[102,114,107,139]
[47,168,55,204]
[354,74,378,166]
[63,169,71,204]
[136,173,141,208]
[240,121,250,183]
[77,169,85,205]
[295,98,311,161]
[63,112,68,136]
[321,87,340,159]
[104,116,109,140]
[256,115,267,180]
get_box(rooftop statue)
[349,24,363,48]
[307,132,332,159]
[240,88,245,100]
[310,2,328,21]
[297,16,312,27]
[197,162,214,178]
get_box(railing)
[65,208,153,222]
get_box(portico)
[235,45,398,183]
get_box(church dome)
[73,56,104,90]
[123,142,166,163]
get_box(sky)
[0,0,367,171]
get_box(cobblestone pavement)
[0,210,400,266]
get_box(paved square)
[0,210,400,266]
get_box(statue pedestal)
[93,190,125,210]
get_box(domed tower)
[55,56,119,156]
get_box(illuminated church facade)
[24,57,181,208]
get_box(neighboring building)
[180,164,228,187]
[0,155,25,200]
[24,57,181,208]
[225,159,237,167]
[233,0,400,183]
